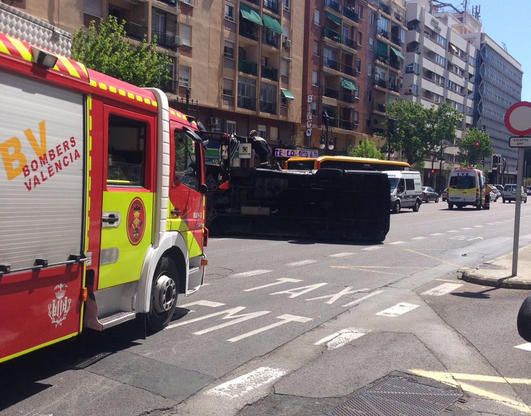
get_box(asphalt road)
[2,200,531,416]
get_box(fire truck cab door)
[98,107,155,289]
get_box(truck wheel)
[393,201,401,214]
[502,199,506,203]
[412,200,420,212]
[147,256,180,332]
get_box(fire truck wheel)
[147,256,180,332]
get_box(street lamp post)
[320,111,335,154]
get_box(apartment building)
[302,0,370,152]
[404,0,476,182]
[177,0,304,146]
[366,0,407,141]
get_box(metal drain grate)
[324,373,462,416]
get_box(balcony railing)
[339,120,358,130]
[378,30,389,39]
[239,59,258,75]
[342,65,358,77]
[239,25,258,41]
[375,78,387,88]
[389,82,400,92]
[153,31,178,49]
[376,103,386,113]
[343,38,358,49]
[323,27,342,43]
[238,96,256,110]
[391,35,403,46]
[340,92,359,103]
[263,0,279,13]
[390,58,401,70]
[324,88,339,99]
[325,0,341,12]
[263,33,280,48]
[261,66,278,81]
[343,7,359,22]
[126,22,146,41]
[380,3,391,15]
[260,101,277,114]
[324,58,340,71]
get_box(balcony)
[325,0,341,12]
[342,65,358,77]
[239,22,259,41]
[378,30,389,40]
[339,120,357,130]
[340,91,359,103]
[389,82,400,92]
[153,31,178,49]
[376,103,386,113]
[343,37,358,50]
[263,32,280,48]
[238,96,256,110]
[261,66,278,81]
[374,78,387,88]
[323,27,342,43]
[380,3,391,15]
[324,88,339,99]
[263,0,279,14]
[324,58,340,71]
[239,59,258,75]
[390,58,401,70]
[343,7,359,23]
[391,35,403,46]
[126,22,146,41]
[260,101,276,114]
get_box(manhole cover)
[324,373,462,416]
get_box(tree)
[426,104,463,163]
[72,16,171,88]
[459,128,492,165]
[348,139,383,159]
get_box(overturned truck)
[203,132,390,243]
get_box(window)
[226,120,237,134]
[174,130,199,189]
[108,115,147,187]
[223,78,234,98]
[225,2,235,21]
[312,70,318,86]
[179,66,191,88]
[257,124,267,137]
[270,126,278,141]
[406,179,415,190]
[313,40,320,56]
[283,0,290,12]
[370,11,375,25]
[179,23,192,47]
[314,9,320,26]
[224,40,235,59]
[311,101,317,115]
[280,59,289,77]
[152,9,177,48]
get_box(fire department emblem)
[127,197,146,245]
[48,283,72,327]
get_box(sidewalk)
[460,243,531,289]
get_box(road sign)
[504,101,531,136]
[509,136,531,148]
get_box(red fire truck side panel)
[0,265,83,362]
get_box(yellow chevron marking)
[109,85,117,94]
[0,40,11,55]
[8,36,32,61]
[59,57,81,78]
[90,79,97,87]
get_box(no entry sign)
[504,101,531,136]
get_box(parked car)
[526,186,531,195]
[502,184,528,203]
[385,170,423,213]
[441,188,448,201]
[421,186,439,203]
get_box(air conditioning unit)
[283,38,292,49]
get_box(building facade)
[404,0,476,186]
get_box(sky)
[464,0,531,101]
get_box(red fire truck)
[0,33,208,363]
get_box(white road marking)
[412,236,426,240]
[230,269,272,278]
[306,287,369,304]
[462,227,473,230]
[342,290,384,307]
[270,283,328,298]
[167,306,269,331]
[362,246,382,252]
[314,328,367,350]
[228,314,312,342]
[422,283,463,296]
[474,225,484,228]
[286,259,317,267]
[468,237,484,242]
[376,302,420,317]
[329,251,357,257]
[206,366,287,399]
[389,241,405,245]
[244,278,302,292]
[448,230,458,233]
[430,233,444,236]
[179,300,225,309]
[515,343,531,352]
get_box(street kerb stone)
[459,267,531,290]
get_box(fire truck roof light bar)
[31,47,58,69]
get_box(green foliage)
[72,16,171,88]
[459,128,493,165]
[348,139,383,159]
[386,101,463,165]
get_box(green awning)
[341,78,358,92]
[281,88,295,100]
[326,11,342,25]
[390,46,405,60]
[240,4,263,26]
[262,14,283,34]
[375,40,388,57]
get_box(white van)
[447,167,488,209]
[384,170,423,213]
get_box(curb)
[459,269,531,290]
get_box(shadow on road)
[451,286,499,300]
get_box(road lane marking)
[179,300,225,309]
[422,283,463,296]
[228,314,312,342]
[376,302,419,317]
[462,227,472,230]
[244,278,302,292]
[411,236,426,240]
[389,241,406,245]
[206,367,287,399]
[329,251,357,257]
[474,225,484,228]
[230,269,272,278]
[331,265,410,277]
[362,246,382,252]
[270,283,328,298]
[286,259,317,267]
[314,328,367,350]
[448,230,458,233]
[194,309,271,335]
[306,287,369,304]
[515,343,531,352]
[167,306,269,331]
[430,233,444,236]
[404,249,461,267]
[343,290,383,307]
[467,237,484,241]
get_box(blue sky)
[470,0,530,100]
